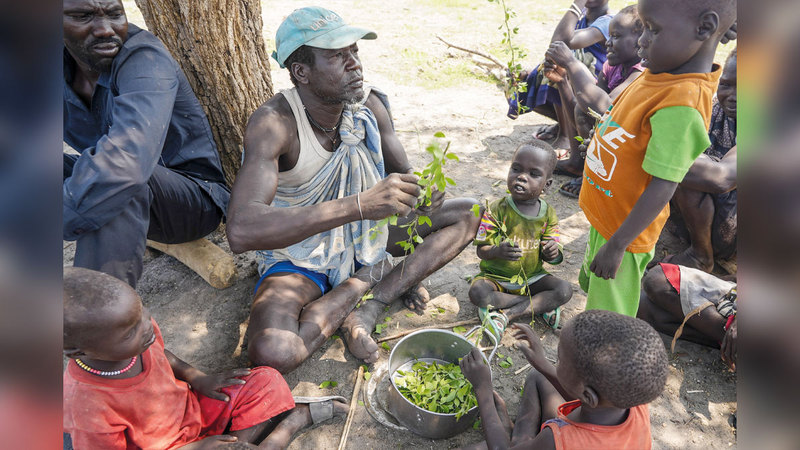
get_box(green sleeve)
[642,106,711,182]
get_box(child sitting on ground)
[544,5,645,196]
[509,0,612,152]
[460,310,668,449]
[470,141,572,332]
[578,0,736,316]
[63,267,347,449]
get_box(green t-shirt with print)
[474,196,562,283]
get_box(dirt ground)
[64,1,737,448]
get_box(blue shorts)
[254,261,331,296]
[253,260,366,296]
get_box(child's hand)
[511,323,548,368]
[545,41,575,69]
[541,239,560,262]
[460,347,491,388]
[189,368,251,402]
[589,242,625,279]
[493,241,522,261]
[415,187,445,216]
[542,61,567,83]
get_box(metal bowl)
[385,328,492,439]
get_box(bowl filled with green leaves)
[386,327,497,439]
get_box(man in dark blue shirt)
[63,0,229,287]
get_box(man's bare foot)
[554,160,583,177]
[259,400,348,449]
[340,302,381,363]
[551,135,571,151]
[401,284,430,314]
[665,247,714,273]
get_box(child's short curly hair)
[518,138,558,176]
[618,5,644,34]
[564,310,668,409]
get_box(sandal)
[293,395,347,425]
[478,307,508,341]
[558,177,581,199]
[542,307,561,330]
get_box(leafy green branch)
[489,0,529,116]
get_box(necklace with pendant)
[304,106,342,148]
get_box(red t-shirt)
[63,320,294,449]
[542,400,652,450]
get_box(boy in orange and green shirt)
[577,0,737,316]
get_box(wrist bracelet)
[356,193,364,220]
[567,7,581,18]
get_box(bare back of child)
[460,310,668,449]
[469,141,572,330]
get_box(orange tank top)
[542,400,652,450]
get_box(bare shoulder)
[364,90,391,126]
[244,92,296,160]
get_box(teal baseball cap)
[272,7,377,68]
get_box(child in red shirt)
[461,310,668,449]
[63,267,347,449]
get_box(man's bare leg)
[247,260,392,373]
[669,185,715,272]
[341,198,481,362]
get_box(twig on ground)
[376,317,481,342]
[337,365,365,450]
[435,35,505,69]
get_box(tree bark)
[133,0,273,186]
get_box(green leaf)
[418,215,432,227]
[388,215,399,226]
[453,326,467,334]
[437,307,446,314]
[319,380,338,389]
[445,176,456,186]
[471,203,482,218]
[358,400,365,406]
[434,131,446,138]
[381,342,391,351]
[406,313,416,318]
[385,316,392,323]
[374,324,384,334]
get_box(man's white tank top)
[278,88,335,188]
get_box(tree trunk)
[133,0,273,186]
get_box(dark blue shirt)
[63,25,229,240]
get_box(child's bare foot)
[401,284,430,314]
[493,391,513,435]
[259,399,348,449]
[341,302,381,363]
[504,300,531,319]
[666,248,714,273]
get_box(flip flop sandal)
[554,149,570,161]
[478,307,509,341]
[293,395,347,425]
[558,177,581,199]
[542,307,561,330]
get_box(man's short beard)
[312,85,365,105]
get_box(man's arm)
[680,146,737,194]
[226,100,420,253]
[63,46,178,240]
[365,92,412,174]
[545,42,611,116]
[550,0,606,49]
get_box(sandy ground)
[64,1,737,448]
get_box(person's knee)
[468,281,494,308]
[552,278,573,305]
[248,330,306,374]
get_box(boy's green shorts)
[579,227,654,317]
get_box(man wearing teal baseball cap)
[227,7,481,373]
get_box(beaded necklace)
[304,105,342,148]
[75,356,138,377]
